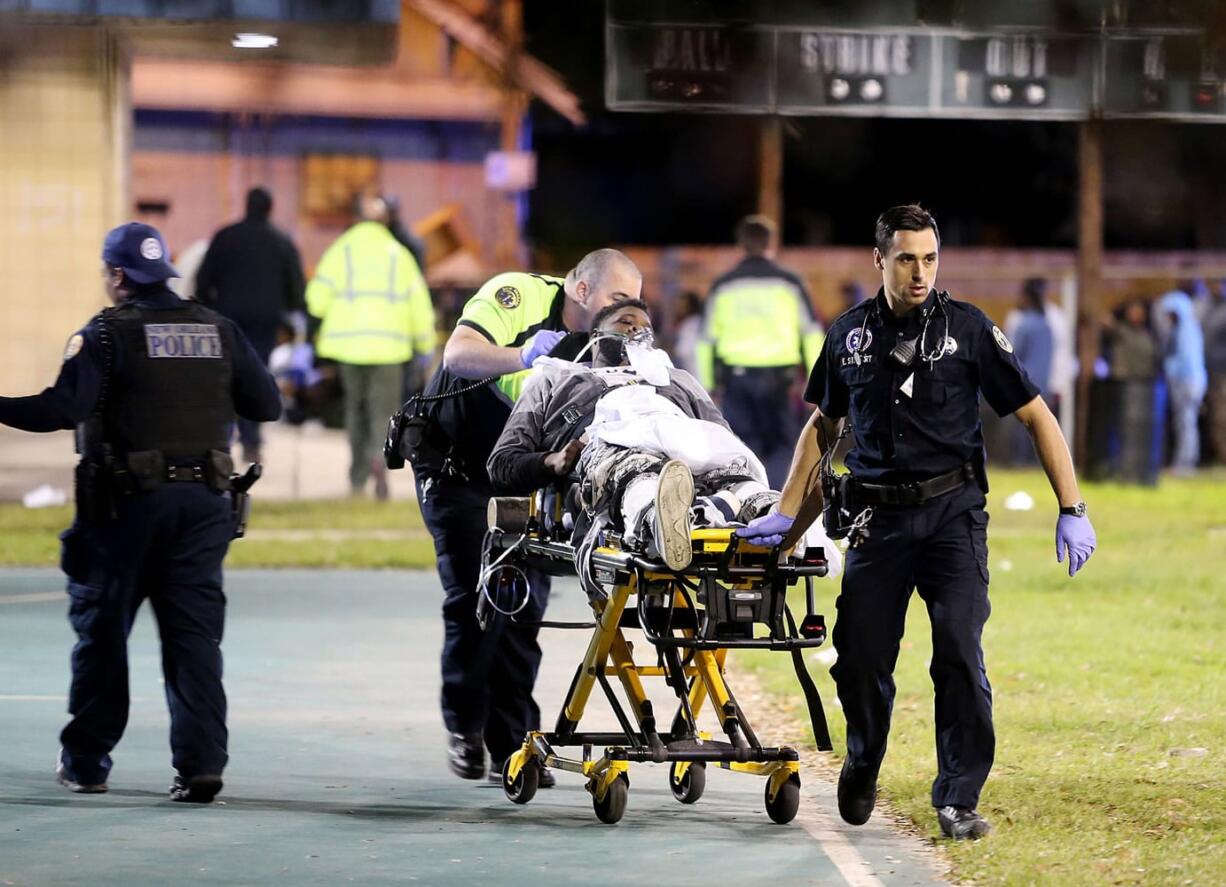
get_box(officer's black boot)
[837,758,877,825]
[937,805,992,840]
[170,773,223,803]
[447,733,485,780]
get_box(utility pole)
[497,0,526,267]
[1074,118,1103,466]
[757,116,783,227]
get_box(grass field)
[748,469,1226,886]
[0,498,436,568]
[1,470,1222,885]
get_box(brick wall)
[0,27,128,397]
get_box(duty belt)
[164,463,207,483]
[852,463,975,507]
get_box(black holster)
[385,409,460,477]
[229,463,262,539]
[74,455,118,525]
[820,472,858,540]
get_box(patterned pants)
[577,439,777,543]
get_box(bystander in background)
[670,291,704,379]
[196,187,307,464]
[306,192,435,499]
[1103,299,1159,382]
[1202,279,1226,464]
[1158,284,1208,475]
[1007,278,1054,464]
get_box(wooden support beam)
[1074,119,1104,465]
[496,0,525,268]
[757,117,783,230]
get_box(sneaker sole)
[171,774,223,803]
[654,460,694,571]
[56,773,108,794]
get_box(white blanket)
[587,385,769,484]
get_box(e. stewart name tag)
[144,324,222,359]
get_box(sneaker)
[652,460,694,571]
[837,758,877,825]
[170,773,223,804]
[447,733,485,780]
[55,762,107,794]
[937,805,992,840]
[490,760,556,789]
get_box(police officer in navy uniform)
[0,223,281,802]
[408,249,641,785]
[739,206,1097,839]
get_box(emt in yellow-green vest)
[306,193,434,498]
[414,249,641,784]
[697,215,824,487]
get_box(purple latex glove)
[1055,514,1096,577]
[520,329,566,369]
[736,511,795,547]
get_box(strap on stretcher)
[785,606,833,752]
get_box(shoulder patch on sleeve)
[495,285,522,309]
[63,334,84,361]
[992,325,1014,354]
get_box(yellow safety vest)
[306,221,435,365]
[456,271,566,403]
[697,270,823,389]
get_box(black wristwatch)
[1059,502,1088,517]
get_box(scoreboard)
[606,5,1226,123]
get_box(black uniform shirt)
[0,287,282,434]
[805,289,1039,482]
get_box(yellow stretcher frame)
[486,510,831,826]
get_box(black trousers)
[831,483,995,810]
[415,472,550,764]
[721,366,799,489]
[58,484,233,785]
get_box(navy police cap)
[101,222,179,284]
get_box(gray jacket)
[487,362,727,494]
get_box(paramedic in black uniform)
[0,223,281,803]
[738,205,1097,840]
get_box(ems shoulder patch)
[62,333,84,361]
[144,323,222,359]
[845,326,872,353]
[991,325,1014,354]
[495,285,522,309]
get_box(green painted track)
[0,569,946,886]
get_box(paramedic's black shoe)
[653,460,694,571]
[490,761,556,788]
[937,806,992,840]
[837,759,877,825]
[447,733,485,780]
[170,773,223,803]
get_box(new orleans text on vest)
[144,324,223,359]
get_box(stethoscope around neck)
[851,289,954,370]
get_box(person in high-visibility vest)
[306,193,435,499]
[697,215,823,487]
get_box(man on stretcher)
[486,300,838,574]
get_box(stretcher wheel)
[592,774,629,824]
[764,775,801,825]
[669,761,706,804]
[503,758,540,805]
